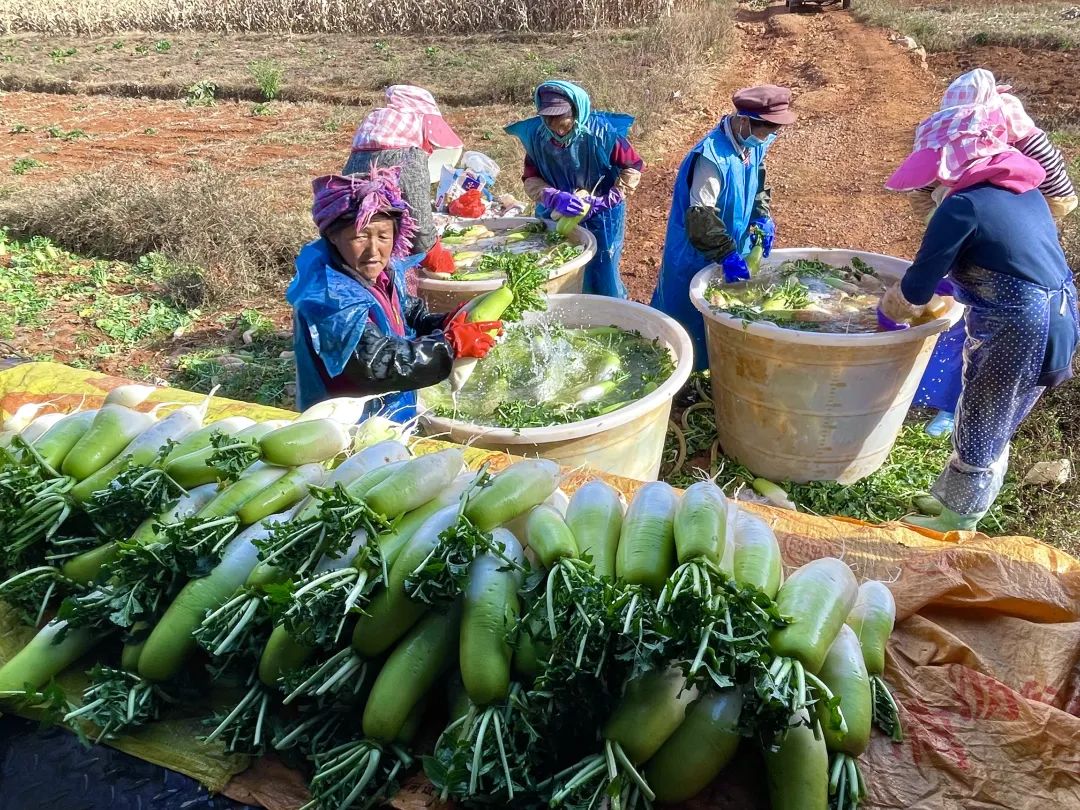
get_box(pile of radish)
[0,391,904,810]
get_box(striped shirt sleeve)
[1015,129,1075,199]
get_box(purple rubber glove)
[540,188,586,218]
[935,278,956,297]
[722,252,750,283]
[750,217,776,257]
[583,188,625,218]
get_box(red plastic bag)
[448,188,484,218]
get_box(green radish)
[0,620,102,695]
[604,667,699,764]
[259,418,351,466]
[449,285,514,393]
[165,421,282,489]
[235,462,326,525]
[464,458,561,531]
[3,402,50,433]
[17,412,66,445]
[364,448,465,517]
[673,481,727,564]
[817,625,872,808]
[378,472,477,567]
[61,484,219,584]
[103,384,158,408]
[28,410,97,471]
[747,226,765,274]
[69,403,206,502]
[731,508,784,598]
[554,190,591,238]
[295,395,378,425]
[616,481,678,592]
[362,603,462,742]
[764,709,829,810]
[352,506,459,657]
[350,415,409,452]
[768,557,859,725]
[61,404,158,481]
[752,477,797,511]
[161,416,255,464]
[460,528,524,705]
[524,505,578,568]
[552,667,697,807]
[258,624,315,688]
[564,479,624,579]
[121,634,146,671]
[644,688,742,803]
[137,512,292,682]
[771,557,859,675]
[846,580,902,741]
[196,462,292,521]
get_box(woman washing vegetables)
[901,69,1077,439]
[651,85,796,368]
[288,169,502,421]
[505,80,644,299]
[880,93,1079,532]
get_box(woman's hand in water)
[879,282,926,325]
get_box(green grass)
[172,347,295,408]
[661,373,1080,555]
[854,0,1080,51]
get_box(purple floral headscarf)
[311,166,417,258]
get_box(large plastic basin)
[416,217,596,314]
[419,294,693,481]
[690,248,963,484]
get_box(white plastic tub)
[416,217,596,314]
[690,248,963,484]
[419,294,694,482]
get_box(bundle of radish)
[767,557,859,733]
[846,580,903,742]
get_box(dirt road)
[621,5,942,301]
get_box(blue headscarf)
[536,80,592,144]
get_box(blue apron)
[505,101,633,299]
[651,121,772,370]
[914,318,966,413]
[287,239,421,423]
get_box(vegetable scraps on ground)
[0,393,905,810]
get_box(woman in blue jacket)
[505,80,644,299]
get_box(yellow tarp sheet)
[2,362,1079,809]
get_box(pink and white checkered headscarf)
[350,85,462,153]
[939,69,1036,144]
[886,69,1044,193]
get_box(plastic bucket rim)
[417,216,597,289]
[418,293,694,444]
[688,248,964,347]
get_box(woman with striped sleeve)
[903,69,1076,440]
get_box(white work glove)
[879,282,926,325]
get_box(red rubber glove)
[445,311,503,359]
[442,302,467,326]
[421,239,456,274]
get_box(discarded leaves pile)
[0,391,903,810]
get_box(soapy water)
[423,313,674,428]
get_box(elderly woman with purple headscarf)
[287,168,502,421]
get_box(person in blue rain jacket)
[651,85,797,369]
[287,168,502,422]
[505,80,644,299]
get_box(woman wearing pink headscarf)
[287,168,500,421]
[903,70,1077,439]
[880,91,1079,532]
[345,85,465,274]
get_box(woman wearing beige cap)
[652,85,796,367]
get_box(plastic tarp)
[1,362,1078,809]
